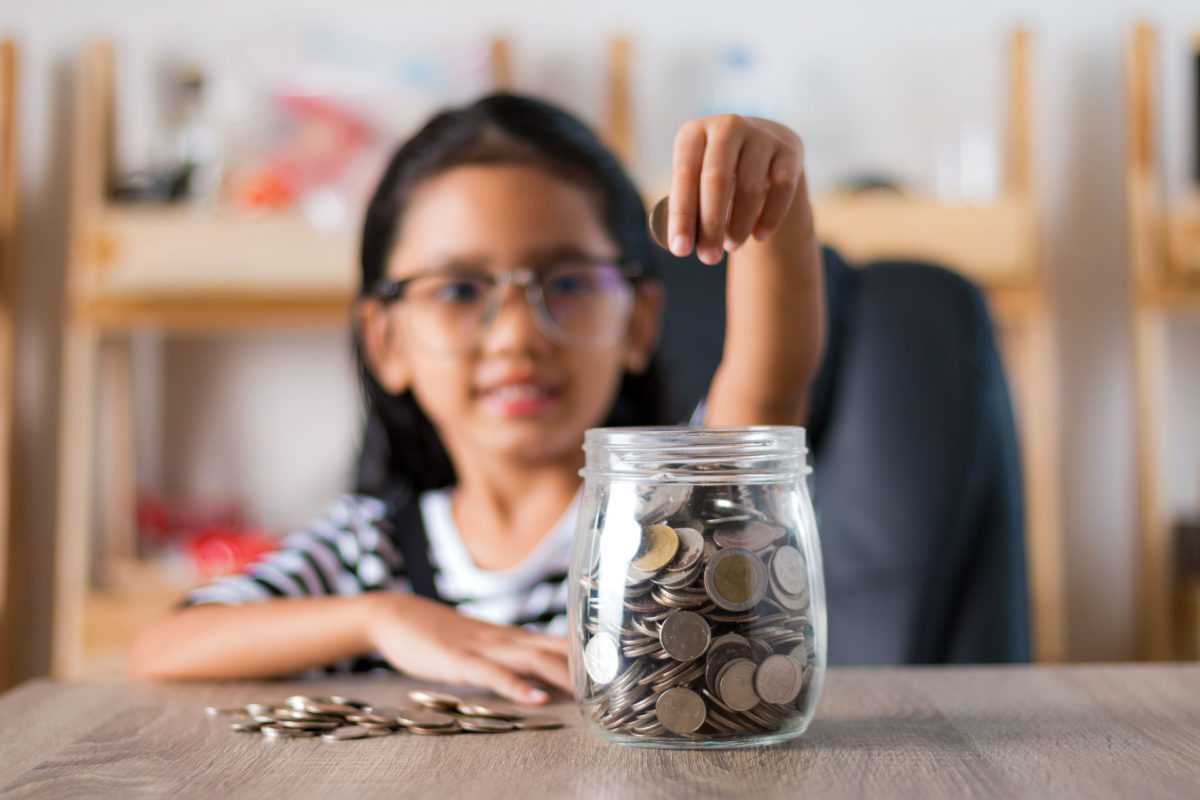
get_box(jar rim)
[581,426,810,482]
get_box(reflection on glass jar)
[568,426,826,749]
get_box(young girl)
[128,93,824,705]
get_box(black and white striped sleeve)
[183,494,411,607]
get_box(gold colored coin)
[631,524,679,573]
[649,196,670,250]
[715,557,755,603]
[704,547,768,612]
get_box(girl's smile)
[473,373,563,419]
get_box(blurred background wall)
[1,0,1198,679]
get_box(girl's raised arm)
[665,115,825,426]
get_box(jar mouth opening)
[581,425,810,482]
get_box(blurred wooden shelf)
[1125,23,1200,661]
[1165,192,1200,285]
[75,206,356,330]
[814,192,1040,287]
[80,206,356,304]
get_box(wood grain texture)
[1,666,1198,800]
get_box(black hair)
[354,93,667,498]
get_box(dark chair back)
[654,246,1031,664]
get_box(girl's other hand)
[667,114,805,265]
[366,593,571,705]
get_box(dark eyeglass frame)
[368,256,645,305]
[366,256,647,351]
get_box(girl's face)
[361,163,662,471]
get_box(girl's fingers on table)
[491,641,572,693]
[462,653,551,705]
[524,632,570,656]
[724,138,772,251]
[696,117,745,263]
[753,149,802,241]
[668,122,705,258]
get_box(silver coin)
[754,654,805,705]
[584,632,621,685]
[394,707,458,728]
[770,545,808,596]
[712,521,784,551]
[362,706,405,719]
[243,703,274,716]
[229,720,263,733]
[261,724,315,739]
[655,687,706,734]
[274,709,340,723]
[455,702,524,721]
[703,547,768,612]
[705,634,754,693]
[658,610,711,662]
[407,690,462,711]
[328,696,371,709]
[790,642,812,663]
[771,576,809,611]
[276,719,340,731]
[661,527,704,574]
[409,723,462,735]
[636,483,691,525]
[303,701,358,718]
[345,712,397,726]
[322,725,370,741]
[716,658,760,711]
[459,717,517,733]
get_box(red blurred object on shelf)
[229,94,372,214]
[137,491,279,578]
[186,527,279,580]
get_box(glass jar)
[568,426,826,749]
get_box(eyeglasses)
[370,257,645,353]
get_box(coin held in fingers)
[649,196,670,250]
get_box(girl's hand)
[667,114,805,265]
[366,592,571,705]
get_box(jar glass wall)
[568,426,826,748]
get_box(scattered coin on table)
[205,692,564,741]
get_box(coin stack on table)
[575,482,820,745]
[205,690,563,741]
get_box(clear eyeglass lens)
[396,264,634,351]
[540,264,634,346]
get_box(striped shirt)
[184,488,579,673]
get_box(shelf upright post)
[1125,23,1174,660]
[0,39,20,691]
[52,41,114,678]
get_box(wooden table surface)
[1,664,1198,799]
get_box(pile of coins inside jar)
[204,690,563,741]
[578,482,817,742]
